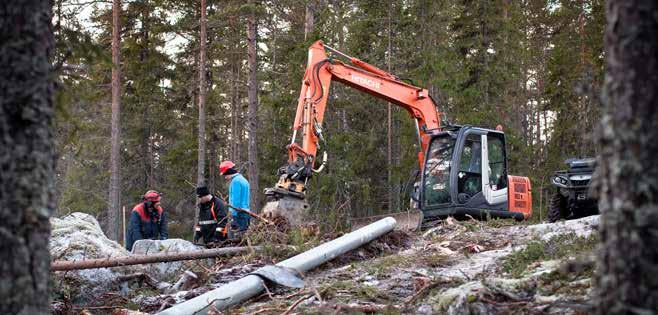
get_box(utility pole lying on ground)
[158,217,396,315]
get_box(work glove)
[193,226,201,243]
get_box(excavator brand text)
[351,74,381,89]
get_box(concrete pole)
[158,217,396,315]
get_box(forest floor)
[54,215,599,315]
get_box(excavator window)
[458,134,483,197]
[423,136,454,206]
[487,134,507,190]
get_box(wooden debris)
[281,293,313,315]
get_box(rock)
[131,239,203,280]
[50,212,143,302]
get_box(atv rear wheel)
[548,191,568,222]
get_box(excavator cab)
[419,126,531,220]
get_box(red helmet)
[143,190,161,202]
[219,160,235,175]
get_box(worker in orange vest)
[126,190,168,251]
[193,186,228,244]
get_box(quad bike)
[548,158,599,222]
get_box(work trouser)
[195,221,227,244]
[232,213,251,231]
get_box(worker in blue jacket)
[218,161,251,231]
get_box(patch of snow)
[362,275,380,286]
[524,215,599,241]
[416,304,433,315]
[526,260,561,277]
[436,245,517,279]
[433,281,483,314]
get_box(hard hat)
[143,190,161,202]
[219,160,236,175]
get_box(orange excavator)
[262,40,532,230]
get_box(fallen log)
[51,246,261,271]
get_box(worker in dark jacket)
[193,186,228,244]
[126,190,168,251]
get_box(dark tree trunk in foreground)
[0,1,56,313]
[108,0,122,241]
[595,1,658,313]
[246,6,260,211]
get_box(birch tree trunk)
[246,5,260,211]
[0,1,56,313]
[595,1,658,313]
[108,0,122,241]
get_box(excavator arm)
[270,40,442,199]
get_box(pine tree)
[246,1,261,211]
[109,0,122,241]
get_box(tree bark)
[304,0,315,41]
[231,55,241,163]
[209,134,217,193]
[386,2,399,212]
[140,1,154,189]
[595,1,658,313]
[108,0,122,241]
[0,1,56,313]
[197,0,207,187]
[246,6,260,211]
